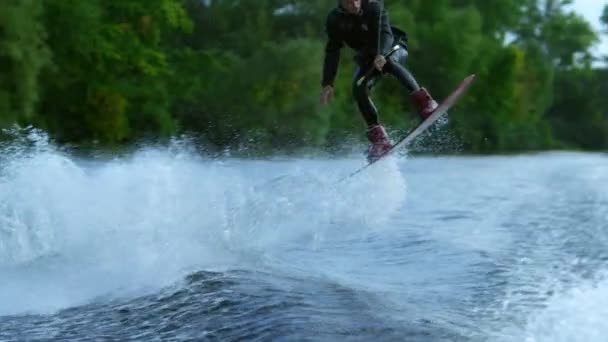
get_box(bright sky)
[570,0,607,60]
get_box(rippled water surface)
[1,134,607,341]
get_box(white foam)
[0,133,408,315]
[520,274,608,342]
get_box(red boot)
[366,125,392,162]
[410,87,438,120]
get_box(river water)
[1,133,607,341]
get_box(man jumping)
[319,0,438,162]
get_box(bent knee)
[389,46,408,64]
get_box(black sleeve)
[322,14,343,87]
[368,1,393,56]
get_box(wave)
[0,128,408,316]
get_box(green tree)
[0,0,49,127]
[1,0,605,153]
[174,39,328,154]
[515,0,597,68]
[602,4,608,62]
[451,0,528,37]
[548,68,608,149]
[37,0,191,144]
[602,4,608,31]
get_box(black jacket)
[321,0,407,87]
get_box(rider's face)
[341,0,361,14]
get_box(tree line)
[1,0,607,154]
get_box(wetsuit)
[322,0,419,127]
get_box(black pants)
[352,45,419,127]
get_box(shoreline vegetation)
[1,1,607,155]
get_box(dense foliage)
[1,0,607,154]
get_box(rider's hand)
[320,85,334,105]
[373,55,386,71]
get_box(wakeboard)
[344,74,476,180]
